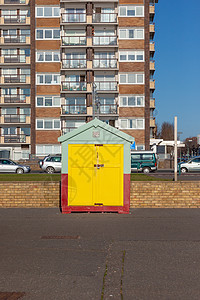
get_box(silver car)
[39,155,61,173]
[179,156,200,173]
[0,159,31,174]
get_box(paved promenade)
[1,208,200,299]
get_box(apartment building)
[0,0,158,160]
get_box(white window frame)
[36,28,60,40]
[119,28,144,40]
[119,73,145,84]
[35,7,60,18]
[36,96,60,107]
[119,95,145,107]
[119,118,145,130]
[119,50,144,62]
[36,51,60,62]
[36,73,60,85]
[36,144,61,156]
[36,118,61,130]
[119,6,144,17]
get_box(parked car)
[131,151,157,174]
[0,159,31,173]
[39,155,61,173]
[179,156,200,173]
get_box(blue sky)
[154,0,200,141]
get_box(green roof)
[58,118,134,143]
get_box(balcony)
[61,13,86,23]
[62,36,87,46]
[0,55,30,64]
[95,81,118,91]
[150,41,155,52]
[150,60,155,71]
[93,36,117,46]
[61,104,87,115]
[0,114,30,124]
[61,81,87,92]
[92,13,117,23]
[0,94,30,104]
[1,0,29,4]
[150,98,155,108]
[62,127,76,134]
[149,5,155,14]
[149,23,155,33]
[62,59,87,69]
[0,135,30,144]
[95,104,117,114]
[150,79,155,90]
[0,15,30,25]
[0,74,30,84]
[93,59,117,69]
[0,36,30,44]
[150,117,156,127]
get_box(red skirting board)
[61,174,130,214]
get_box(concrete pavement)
[1,208,200,299]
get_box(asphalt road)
[1,208,200,300]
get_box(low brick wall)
[0,181,200,208]
[0,182,60,208]
[130,182,200,208]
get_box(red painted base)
[61,174,130,214]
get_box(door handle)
[94,164,104,169]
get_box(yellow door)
[68,144,123,207]
[94,144,123,206]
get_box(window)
[119,51,144,62]
[119,28,144,39]
[36,96,60,107]
[136,145,145,150]
[119,6,144,17]
[36,144,61,156]
[119,118,144,129]
[36,51,60,62]
[36,7,60,17]
[142,154,153,160]
[36,119,61,130]
[36,29,60,40]
[120,95,144,107]
[119,73,144,84]
[36,74,60,85]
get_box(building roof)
[58,118,134,143]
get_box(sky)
[154,0,200,141]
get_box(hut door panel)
[94,145,123,206]
[68,145,94,206]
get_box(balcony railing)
[0,55,30,64]
[92,13,117,23]
[93,36,117,46]
[4,0,28,4]
[0,94,30,104]
[61,81,87,91]
[96,104,117,114]
[1,114,30,123]
[62,59,87,69]
[0,74,30,84]
[0,134,30,144]
[1,15,30,24]
[93,59,117,69]
[61,104,87,115]
[95,81,118,91]
[61,13,86,23]
[62,127,76,134]
[1,36,30,44]
[62,36,87,46]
